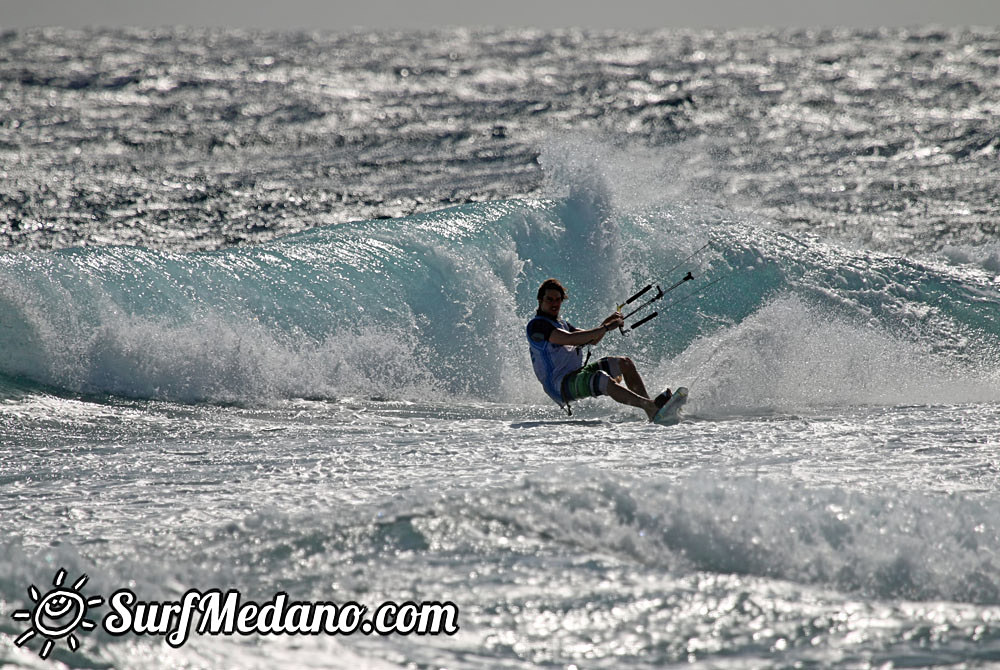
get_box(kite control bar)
[616,271,694,334]
[614,241,717,334]
[611,241,756,335]
[613,240,728,334]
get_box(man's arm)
[549,312,624,346]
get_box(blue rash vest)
[526,312,583,405]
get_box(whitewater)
[3,26,1000,669]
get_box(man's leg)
[603,356,654,399]
[605,379,658,420]
[617,357,651,399]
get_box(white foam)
[940,242,1000,275]
[662,294,1000,414]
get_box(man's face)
[539,288,565,318]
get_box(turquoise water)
[3,188,998,407]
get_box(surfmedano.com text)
[104,588,460,647]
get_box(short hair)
[536,278,567,302]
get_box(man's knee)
[599,356,631,382]
[615,356,637,374]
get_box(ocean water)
[2,26,1000,669]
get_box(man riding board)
[526,278,671,420]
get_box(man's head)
[536,278,567,318]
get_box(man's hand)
[588,312,624,344]
[602,312,625,330]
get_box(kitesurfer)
[526,278,671,419]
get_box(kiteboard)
[652,387,688,426]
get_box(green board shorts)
[560,357,623,402]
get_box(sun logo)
[11,568,104,660]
